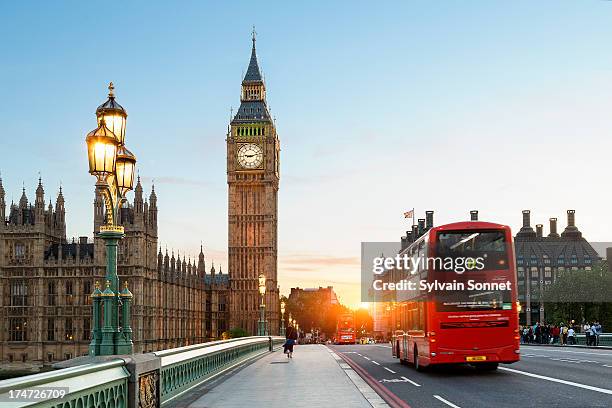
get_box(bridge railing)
[156,336,285,405]
[0,336,284,408]
[0,359,129,408]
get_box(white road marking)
[499,367,612,395]
[384,367,396,374]
[372,361,381,365]
[375,345,392,349]
[363,356,371,360]
[603,365,612,368]
[521,347,612,357]
[434,395,462,408]
[401,376,421,387]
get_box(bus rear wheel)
[474,363,498,371]
[414,347,426,372]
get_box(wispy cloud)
[280,254,360,267]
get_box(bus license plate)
[466,356,487,362]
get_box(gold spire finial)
[105,280,111,288]
[95,281,100,289]
[108,82,115,98]
[124,281,129,289]
[252,25,257,46]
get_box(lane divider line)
[433,395,462,408]
[499,367,612,395]
[331,348,412,408]
[384,367,397,374]
[372,361,381,365]
[400,376,421,387]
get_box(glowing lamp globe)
[86,122,118,176]
[96,82,127,145]
[116,146,137,190]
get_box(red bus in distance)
[389,221,520,371]
[335,313,356,345]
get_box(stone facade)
[0,177,229,372]
[227,35,280,335]
[514,209,600,325]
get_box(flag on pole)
[403,209,414,219]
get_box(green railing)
[574,334,612,346]
[0,336,284,408]
[0,360,129,408]
[156,336,285,405]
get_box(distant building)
[289,286,339,305]
[0,177,229,373]
[514,210,599,325]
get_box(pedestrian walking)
[283,325,298,359]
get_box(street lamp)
[280,300,286,336]
[87,82,136,356]
[258,273,267,336]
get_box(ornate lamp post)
[258,273,267,336]
[87,83,137,356]
[280,301,286,336]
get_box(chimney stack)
[417,219,425,236]
[536,224,543,238]
[522,210,531,228]
[406,231,413,243]
[425,211,434,229]
[567,210,575,227]
[470,210,478,221]
[548,218,559,238]
[411,224,418,240]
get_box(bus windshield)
[435,230,509,271]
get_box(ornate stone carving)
[138,370,159,408]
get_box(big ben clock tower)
[227,32,280,335]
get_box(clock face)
[237,143,263,169]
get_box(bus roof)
[431,221,510,232]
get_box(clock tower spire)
[227,32,280,335]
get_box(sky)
[1,1,612,308]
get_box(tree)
[542,261,612,330]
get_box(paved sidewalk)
[181,344,386,408]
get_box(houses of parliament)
[0,34,280,372]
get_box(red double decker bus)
[335,313,356,345]
[390,221,520,370]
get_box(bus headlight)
[431,352,437,357]
[514,349,520,354]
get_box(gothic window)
[10,280,27,306]
[9,318,27,341]
[66,281,74,305]
[47,318,55,341]
[15,243,25,258]
[65,318,74,341]
[570,256,578,265]
[83,281,92,305]
[48,281,56,306]
[83,317,90,341]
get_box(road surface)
[329,344,612,408]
